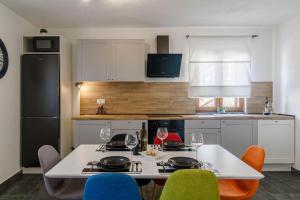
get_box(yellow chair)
[160,169,220,200]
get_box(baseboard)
[263,164,292,171]
[0,170,22,193]
[291,167,300,175]
[22,167,42,174]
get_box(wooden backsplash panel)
[247,82,273,113]
[80,82,196,114]
[80,82,272,115]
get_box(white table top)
[46,144,264,180]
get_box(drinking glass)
[191,133,204,161]
[157,127,168,150]
[125,134,138,161]
[99,127,111,151]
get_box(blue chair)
[83,173,142,200]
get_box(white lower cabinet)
[258,120,294,164]
[73,120,146,147]
[185,129,221,145]
[111,120,146,136]
[73,120,110,147]
[73,119,295,166]
[221,120,257,158]
[110,120,145,130]
[185,120,221,145]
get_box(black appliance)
[146,54,182,78]
[21,54,60,167]
[32,36,60,52]
[148,120,184,144]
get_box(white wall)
[274,15,300,169]
[48,27,275,115]
[0,3,36,184]
[48,26,275,82]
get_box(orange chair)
[218,145,265,200]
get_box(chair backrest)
[154,132,182,145]
[237,145,265,198]
[38,145,64,197]
[242,145,265,172]
[83,173,142,200]
[160,169,220,200]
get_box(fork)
[160,161,166,172]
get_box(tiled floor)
[0,172,300,200]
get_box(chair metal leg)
[140,186,144,199]
[152,183,156,200]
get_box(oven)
[148,120,184,144]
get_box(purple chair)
[38,145,86,200]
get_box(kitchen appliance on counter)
[263,97,273,115]
[148,120,184,144]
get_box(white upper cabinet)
[258,120,294,164]
[78,40,110,81]
[76,39,145,82]
[111,40,145,81]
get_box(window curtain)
[188,36,252,97]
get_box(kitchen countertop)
[72,113,294,120]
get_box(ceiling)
[1,0,300,28]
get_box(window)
[188,36,252,98]
[195,97,245,112]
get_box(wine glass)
[157,127,168,151]
[125,134,138,161]
[191,133,204,161]
[99,127,111,152]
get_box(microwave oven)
[32,36,60,52]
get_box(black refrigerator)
[21,54,60,167]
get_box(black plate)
[164,141,185,149]
[168,157,199,169]
[98,156,130,170]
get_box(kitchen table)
[46,144,264,180]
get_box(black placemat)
[163,147,193,151]
[82,168,129,173]
[96,146,130,151]
[84,161,142,173]
[107,148,130,151]
[157,162,200,173]
[157,162,220,174]
[85,161,130,172]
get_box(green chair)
[160,169,220,200]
